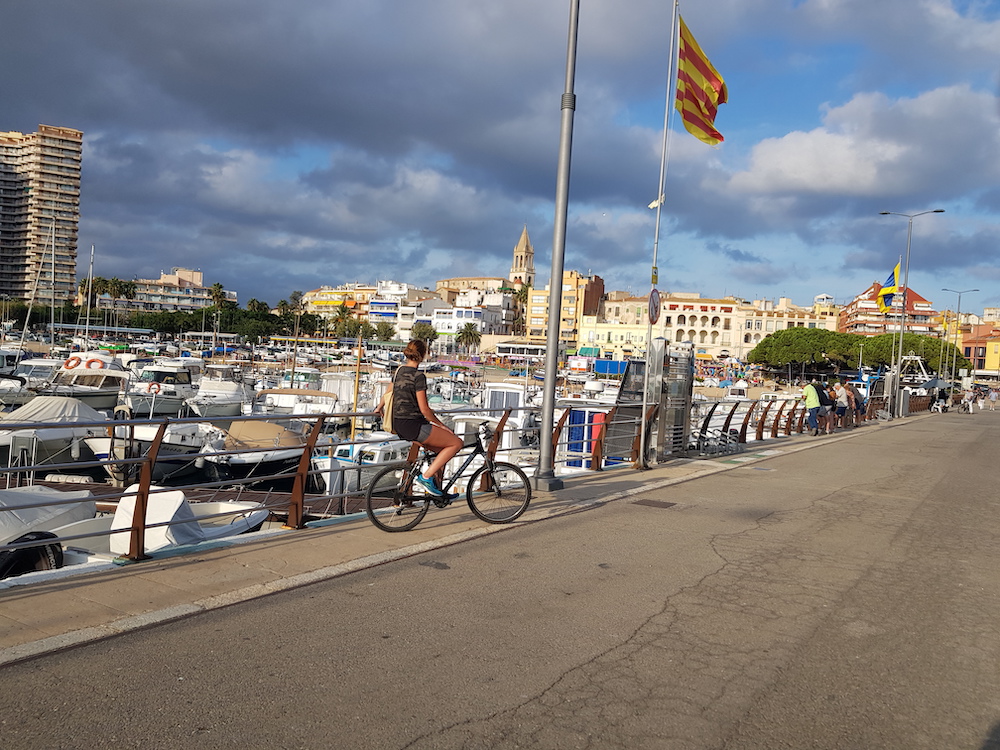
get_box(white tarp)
[0,396,107,425]
[109,484,205,555]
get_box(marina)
[0,335,938,584]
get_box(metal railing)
[0,390,932,571]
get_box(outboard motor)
[0,531,64,580]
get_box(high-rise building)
[0,124,83,304]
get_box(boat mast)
[83,244,95,343]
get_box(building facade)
[838,281,940,337]
[0,125,83,304]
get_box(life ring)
[85,358,105,370]
[63,356,82,369]
[147,382,161,394]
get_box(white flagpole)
[640,0,681,467]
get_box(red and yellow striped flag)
[675,16,728,146]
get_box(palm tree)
[513,284,531,337]
[330,303,353,336]
[209,282,227,308]
[456,322,482,356]
[245,298,270,314]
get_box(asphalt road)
[5,410,1000,750]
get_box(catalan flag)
[877,262,901,313]
[675,16,728,146]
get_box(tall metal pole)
[880,209,944,417]
[535,0,580,492]
[942,288,977,393]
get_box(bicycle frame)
[418,437,490,496]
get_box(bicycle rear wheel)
[365,465,429,532]
[466,462,531,524]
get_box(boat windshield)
[139,370,192,385]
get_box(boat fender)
[63,356,82,369]
[71,438,81,460]
[0,532,64,580]
[147,382,161,394]
[85,358,105,370]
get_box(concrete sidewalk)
[0,419,895,666]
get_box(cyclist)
[374,339,463,498]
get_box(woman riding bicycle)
[374,339,463,497]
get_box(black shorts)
[393,418,432,442]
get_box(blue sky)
[3,0,999,314]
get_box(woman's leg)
[421,425,463,478]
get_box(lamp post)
[942,287,977,393]
[880,209,945,417]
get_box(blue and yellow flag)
[877,262,900,313]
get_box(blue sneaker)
[414,473,443,497]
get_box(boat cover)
[0,396,107,425]
[0,486,96,545]
[224,420,306,450]
[109,484,205,555]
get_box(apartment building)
[838,281,939,337]
[0,125,83,303]
[526,270,604,351]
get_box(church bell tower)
[509,225,535,288]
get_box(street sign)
[648,288,660,325]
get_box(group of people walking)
[802,379,865,436]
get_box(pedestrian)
[815,381,835,434]
[978,389,987,411]
[833,380,851,429]
[990,389,998,411]
[848,382,866,422]
[803,379,822,436]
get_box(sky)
[3,0,1000,314]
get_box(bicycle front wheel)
[466,462,531,524]
[365,465,429,532]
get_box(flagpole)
[640,0,680,468]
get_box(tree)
[374,321,396,342]
[245,298,270,314]
[411,322,438,346]
[209,282,227,308]
[456,322,482,355]
[330,304,354,336]
[513,284,531,337]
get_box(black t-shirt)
[392,366,426,423]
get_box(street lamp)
[880,209,945,417]
[941,287,977,393]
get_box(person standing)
[990,389,998,411]
[833,380,851,429]
[803,379,821,436]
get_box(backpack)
[815,384,833,407]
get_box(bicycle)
[364,423,532,532]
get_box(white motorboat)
[0,485,96,579]
[200,420,311,488]
[0,357,65,409]
[0,396,107,472]
[84,421,223,484]
[36,352,130,410]
[185,363,254,418]
[125,359,200,416]
[49,484,269,559]
[311,431,412,502]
